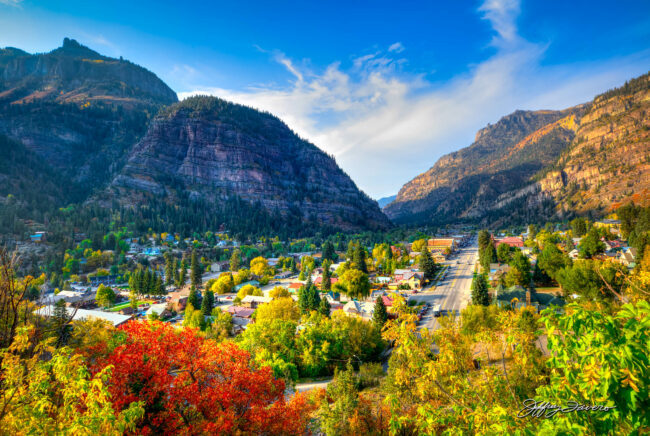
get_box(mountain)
[107,96,391,232]
[0,38,177,200]
[534,72,650,216]
[385,71,650,226]
[384,108,583,224]
[377,195,397,209]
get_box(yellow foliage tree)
[256,297,300,322]
[0,327,144,435]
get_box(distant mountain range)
[2,37,649,233]
[385,72,650,226]
[376,195,396,209]
[0,39,388,233]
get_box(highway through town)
[412,238,479,330]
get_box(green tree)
[478,230,492,251]
[480,243,497,272]
[496,243,513,263]
[420,247,437,281]
[322,241,335,262]
[319,297,331,317]
[177,260,187,288]
[95,284,116,308]
[321,260,332,291]
[190,249,202,289]
[570,217,588,237]
[373,296,388,327]
[230,249,241,272]
[535,301,650,434]
[537,243,571,281]
[340,269,371,299]
[201,289,214,316]
[164,252,174,286]
[509,250,531,285]
[187,287,200,310]
[319,361,360,436]
[578,228,606,259]
[471,273,490,306]
[353,245,368,273]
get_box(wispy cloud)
[388,42,405,53]
[0,0,24,7]
[179,0,650,198]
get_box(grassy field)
[108,299,156,312]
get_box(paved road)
[411,238,479,330]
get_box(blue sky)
[2,0,650,198]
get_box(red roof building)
[495,237,524,248]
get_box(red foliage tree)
[93,321,312,435]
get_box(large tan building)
[427,238,456,251]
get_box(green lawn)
[108,299,156,312]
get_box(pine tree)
[298,286,309,314]
[188,286,200,309]
[471,273,490,306]
[155,275,165,295]
[178,260,187,288]
[323,241,335,262]
[373,296,388,327]
[53,300,71,347]
[353,245,368,273]
[137,269,145,294]
[230,249,241,272]
[201,289,214,316]
[322,260,332,291]
[191,249,202,289]
[319,297,331,317]
[307,284,321,311]
[420,247,437,281]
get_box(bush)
[358,362,384,389]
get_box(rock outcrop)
[108,96,391,232]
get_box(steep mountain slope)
[384,108,583,224]
[535,72,650,215]
[0,38,177,199]
[107,96,391,232]
[386,71,650,226]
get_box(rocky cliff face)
[108,96,391,232]
[535,72,650,215]
[386,71,650,226]
[0,38,177,200]
[384,108,582,224]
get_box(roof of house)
[36,306,133,327]
[314,277,339,285]
[146,303,169,316]
[241,295,272,304]
[226,306,255,318]
[342,300,375,316]
[288,282,303,289]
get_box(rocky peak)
[109,96,391,232]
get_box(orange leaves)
[92,321,312,435]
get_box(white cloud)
[0,0,23,6]
[388,42,404,53]
[478,0,521,48]
[179,0,650,198]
